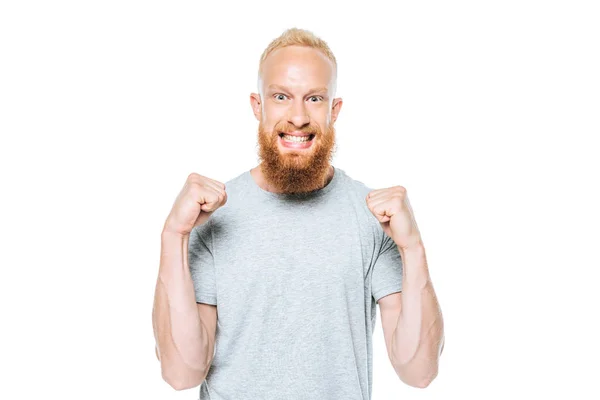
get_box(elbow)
[406,368,438,389]
[161,364,209,391]
[162,369,203,391]
[156,343,214,391]
[395,361,439,389]
[412,376,434,389]
[167,380,201,392]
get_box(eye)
[274,93,288,101]
[308,96,323,102]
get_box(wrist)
[161,229,188,241]
[399,244,430,287]
[399,242,426,258]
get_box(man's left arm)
[391,244,444,388]
[367,186,445,388]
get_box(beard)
[257,119,337,195]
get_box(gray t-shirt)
[188,165,403,400]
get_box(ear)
[249,93,262,121]
[331,97,343,124]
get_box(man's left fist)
[366,185,423,250]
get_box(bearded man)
[152,27,445,400]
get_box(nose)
[287,99,310,128]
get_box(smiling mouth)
[278,132,315,142]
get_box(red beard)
[257,120,337,194]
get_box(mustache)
[273,123,320,135]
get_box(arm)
[366,185,444,388]
[389,244,444,388]
[152,230,216,390]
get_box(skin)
[249,45,343,194]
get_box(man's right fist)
[163,173,227,236]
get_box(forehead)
[262,45,334,92]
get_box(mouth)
[278,132,315,150]
[278,132,315,141]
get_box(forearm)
[391,245,444,387]
[152,231,213,387]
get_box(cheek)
[263,104,286,119]
[308,108,329,126]
[263,119,282,133]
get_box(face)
[250,45,343,194]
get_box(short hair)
[257,27,338,96]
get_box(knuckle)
[187,172,201,181]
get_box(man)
[152,27,444,399]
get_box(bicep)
[377,292,402,362]
[370,231,403,303]
[197,302,218,362]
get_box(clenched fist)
[163,173,227,236]
[366,185,422,251]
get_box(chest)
[211,203,373,309]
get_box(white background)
[1,0,599,399]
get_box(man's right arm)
[152,230,217,391]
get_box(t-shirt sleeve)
[371,231,403,303]
[188,219,217,305]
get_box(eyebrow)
[268,84,328,94]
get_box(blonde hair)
[257,27,338,95]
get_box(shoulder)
[222,170,251,196]
[337,167,375,203]
[336,168,382,231]
[214,169,253,212]
[336,168,388,255]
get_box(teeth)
[282,134,311,142]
